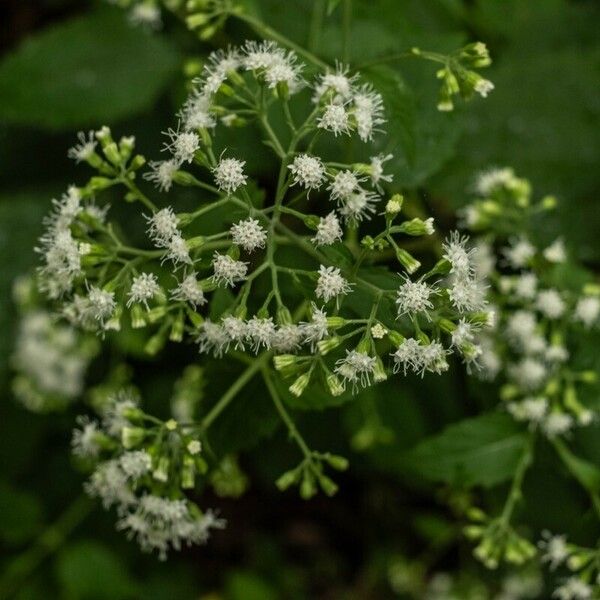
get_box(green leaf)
[0,482,44,545]
[403,413,528,488]
[327,0,342,16]
[552,438,600,493]
[0,8,179,130]
[55,540,138,599]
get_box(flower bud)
[318,336,343,355]
[121,426,146,449]
[395,248,421,274]
[398,217,435,236]
[326,373,345,397]
[289,372,311,397]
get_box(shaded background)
[0,0,599,598]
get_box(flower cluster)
[72,388,224,559]
[462,169,599,439]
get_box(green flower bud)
[121,426,146,449]
[395,248,421,274]
[153,456,170,482]
[326,373,345,397]
[289,372,311,397]
[317,336,343,355]
[398,217,435,236]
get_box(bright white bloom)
[68,131,96,163]
[471,242,495,278]
[451,319,476,348]
[352,85,385,141]
[246,317,276,352]
[230,218,267,252]
[507,397,548,426]
[544,239,567,263]
[87,286,117,325]
[503,236,536,269]
[272,325,304,353]
[165,234,191,266]
[145,207,179,246]
[170,273,206,307]
[116,495,225,560]
[37,226,83,298]
[443,232,474,277]
[312,212,343,246]
[574,296,600,328]
[514,272,538,300]
[539,532,569,570]
[420,342,450,376]
[338,189,379,223]
[213,157,247,194]
[395,277,436,318]
[197,48,241,96]
[221,316,248,351]
[127,273,161,308]
[474,167,515,196]
[474,78,494,98]
[197,321,228,357]
[371,323,388,339]
[328,170,361,203]
[509,357,547,391]
[300,306,329,348]
[242,41,304,92]
[119,451,152,480]
[72,417,102,458]
[102,391,139,437]
[543,413,574,438]
[315,265,352,302]
[129,3,162,29]
[317,102,351,136]
[477,336,502,380]
[448,276,487,313]
[552,577,592,600]
[546,345,569,363]
[179,90,215,130]
[288,154,326,191]
[369,154,393,191]
[334,350,377,391]
[211,253,248,287]
[144,159,178,192]
[85,459,136,510]
[507,310,538,347]
[313,63,357,102]
[536,289,565,319]
[162,127,200,164]
[391,338,423,375]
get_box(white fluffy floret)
[317,102,351,136]
[162,127,200,164]
[312,212,343,246]
[230,218,267,253]
[574,296,600,328]
[127,273,161,309]
[288,154,326,191]
[144,159,179,192]
[213,157,247,194]
[315,265,352,303]
[536,289,566,319]
[395,277,436,319]
[170,273,207,307]
[211,253,248,287]
[334,350,377,391]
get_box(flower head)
[213,157,247,194]
[127,273,161,309]
[288,154,326,191]
[312,212,343,246]
[230,218,267,253]
[315,265,352,302]
[211,253,248,287]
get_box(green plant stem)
[307,0,325,53]
[200,352,272,430]
[342,0,352,63]
[0,495,93,599]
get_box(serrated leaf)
[0,8,179,130]
[403,413,528,488]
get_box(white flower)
[451,319,476,348]
[369,154,393,191]
[116,495,225,560]
[544,239,567,263]
[211,253,248,287]
[119,451,152,480]
[221,316,248,351]
[162,127,200,164]
[313,63,357,102]
[574,296,600,328]
[334,350,377,391]
[474,167,515,196]
[396,277,436,319]
[242,41,304,92]
[213,157,247,194]
[391,338,423,375]
[328,170,362,203]
[371,323,388,339]
[272,324,304,353]
[352,85,385,141]
[507,310,538,347]
[536,289,565,319]
[472,242,496,278]
[246,317,276,352]
[509,358,547,391]
[170,273,206,307]
[552,577,592,600]
[514,272,538,300]
[179,90,216,131]
[474,78,494,98]
[442,232,474,277]
[230,218,267,252]
[507,397,548,426]
[477,337,502,380]
[145,207,179,246]
[315,265,352,302]
[127,273,161,308]
[503,236,536,269]
[543,413,574,439]
[312,212,343,246]
[539,531,569,570]
[87,286,116,325]
[545,345,569,363]
[102,391,139,436]
[317,102,351,136]
[144,159,179,192]
[198,48,241,96]
[85,459,136,511]
[300,305,329,348]
[448,276,487,313]
[338,189,379,223]
[68,131,97,163]
[129,3,162,29]
[288,154,326,191]
[165,234,191,266]
[420,341,450,376]
[72,416,101,458]
[197,320,228,356]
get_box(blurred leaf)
[553,438,600,494]
[403,413,528,488]
[327,0,342,16]
[0,482,44,545]
[226,569,277,600]
[0,8,179,130]
[55,540,138,599]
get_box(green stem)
[342,0,352,63]
[499,434,534,526]
[0,495,93,598]
[307,0,325,53]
